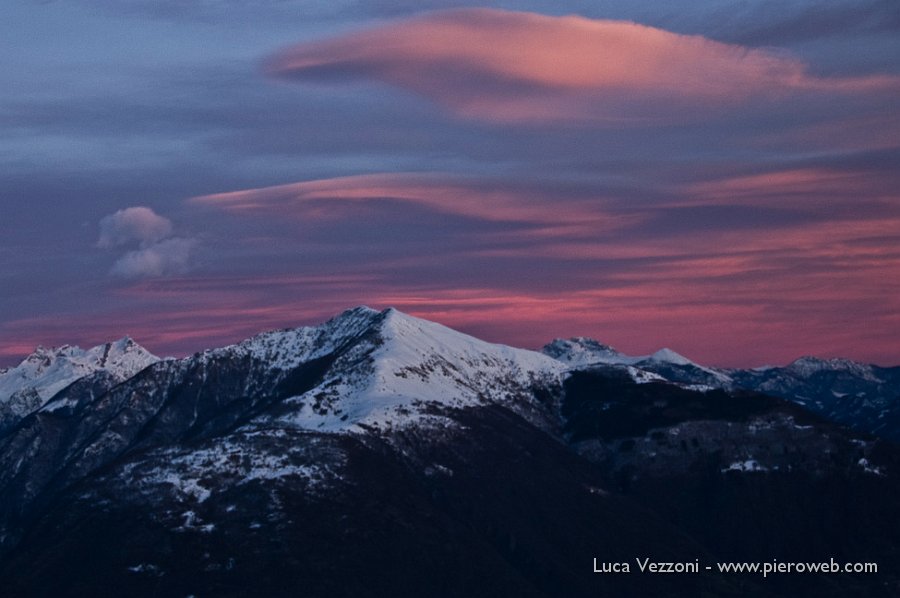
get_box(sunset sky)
[2,0,898,367]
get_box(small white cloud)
[98,206,173,249]
[98,206,197,280]
[110,237,197,279]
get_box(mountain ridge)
[0,337,159,433]
[543,333,900,442]
[4,309,897,441]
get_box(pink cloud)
[682,168,887,203]
[97,206,173,249]
[266,8,898,124]
[190,173,633,235]
[110,237,197,279]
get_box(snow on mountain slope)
[541,338,633,367]
[261,308,567,433]
[637,348,733,385]
[646,348,693,367]
[542,337,732,385]
[201,305,383,372]
[543,338,708,369]
[786,356,883,382]
[0,337,158,423]
[547,336,900,442]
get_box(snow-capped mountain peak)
[541,337,631,367]
[0,338,159,425]
[541,338,703,369]
[258,307,566,433]
[542,337,733,386]
[647,347,693,366]
[146,307,565,435]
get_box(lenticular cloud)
[266,8,895,124]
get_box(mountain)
[543,337,731,387]
[1,308,899,597]
[542,338,703,370]
[542,337,633,367]
[0,337,158,433]
[543,338,900,441]
[730,357,900,442]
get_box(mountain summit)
[267,306,563,431]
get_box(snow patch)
[722,459,768,473]
[120,431,343,505]
[787,356,881,382]
[175,510,216,533]
[648,348,694,366]
[858,458,884,476]
[626,366,666,384]
[127,563,163,576]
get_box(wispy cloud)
[190,173,632,235]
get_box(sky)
[1,0,899,368]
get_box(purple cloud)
[97,206,174,249]
[109,237,197,279]
[97,207,196,279]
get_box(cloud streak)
[267,8,898,124]
[190,173,635,237]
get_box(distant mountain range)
[543,336,900,442]
[1,307,898,597]
[0,336,158,432]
